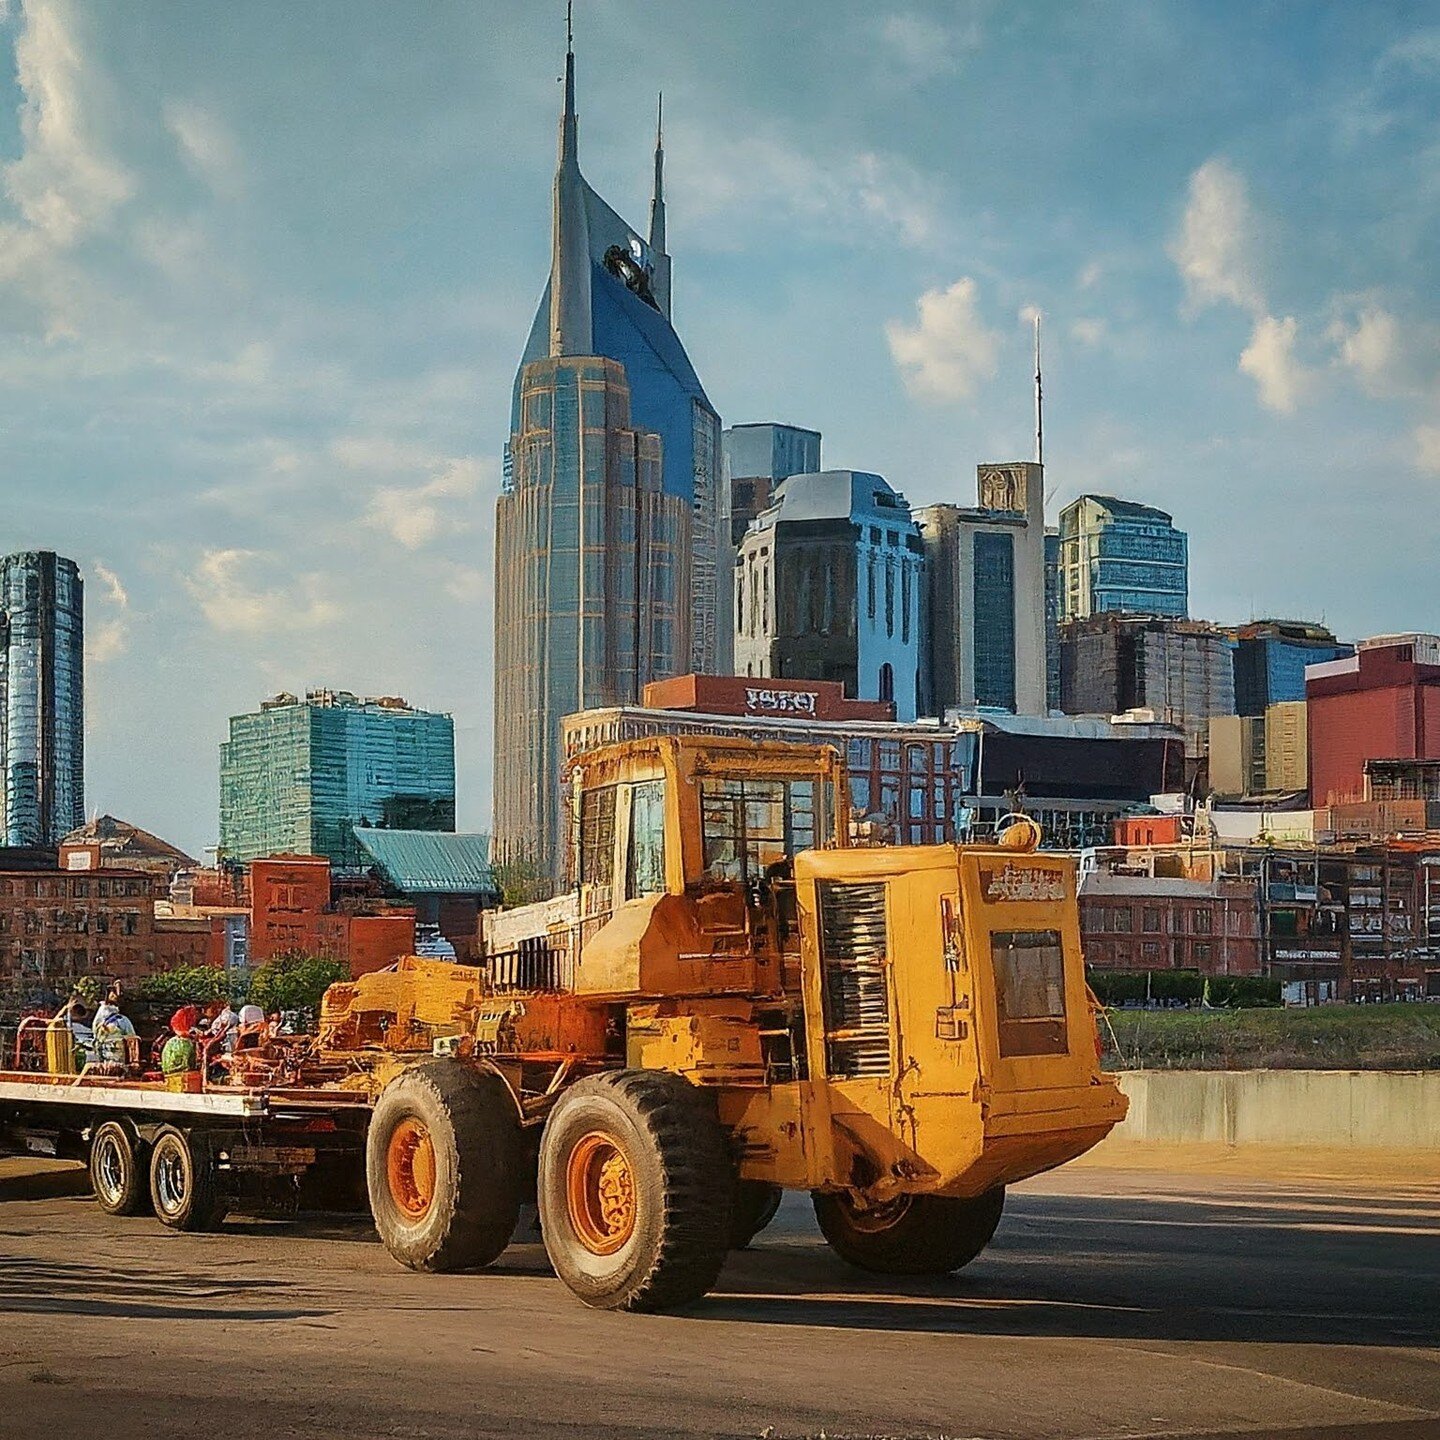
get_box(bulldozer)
[317,734,1128,1312]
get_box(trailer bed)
[0,1070,374,1121]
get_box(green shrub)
[134,965,243,1008]
[248,951,349,1020]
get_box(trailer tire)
[813,1185,1005,1275]
[149,1127,227,1232]
[730,1180,783,1249]
[90,1120,150,1217]
[537,1069,732,1312]
[367,1062,522,1273]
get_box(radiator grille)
[816,880,892,1078]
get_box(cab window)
[699,777,829,884]
[626,780,666,897]
[990,929,1068,1057]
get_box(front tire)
[366,1062,523,1273]
[813,1186,1005,1275]
[90,1120,150,1217]
[538,1070,732,1312]
[149,1127,227,1232]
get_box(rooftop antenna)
[1033,309,1044,470]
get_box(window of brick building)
[1143,907,1161,932]
[1193,909,1212,935]
[1141,941,1160,961]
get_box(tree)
[248,951,349,1022]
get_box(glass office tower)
[493,357,688,882]
[493,28,715,885]
[0,552,84,846]
[220,690,456,870]
[1057,495,1188,621]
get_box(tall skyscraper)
[220,689,456,870]
[494,25,712,882]
[724,422,822,546]
[0,551,84,846]
[917,463,1048,717]
[734,470,923,721]
[1057,495,1188,622]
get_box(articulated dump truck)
[320,735,1127,1311]
[0,735,1126,1313]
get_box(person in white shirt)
[92,1000,138,1070]
[209,1002,240,1055]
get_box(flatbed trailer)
[0,1061,375,1229]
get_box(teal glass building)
[219,690,456,870]
[1057,495,1188,621]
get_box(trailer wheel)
[537,1070,732,1312]
[366,1062,522,1273]
[90,1120,150,1217]
[812,1185,1005,1275]
[149,1127,227,1232]
[730,1180,783,1249]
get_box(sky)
[0,0,1436,858]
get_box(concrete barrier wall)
[1110,1070,1440,1149]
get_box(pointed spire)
[648,92,666,255]
[549,1,590,355]
[559,0,578,169]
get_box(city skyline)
[0,2,1435,856]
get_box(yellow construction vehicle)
[315,734,1128,1312]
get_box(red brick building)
[248,856,415,973]
[1307,636,1440,806]
[1079,872,1262,976]
[0,852,217,997]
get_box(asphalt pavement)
[0,1163,1436,1440]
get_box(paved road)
[0,1165,1436,1440]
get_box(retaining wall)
[1108,1069,1440,1149]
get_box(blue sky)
[0,0,1436,857]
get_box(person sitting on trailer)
[160,1006,201,1077]
[91,998,139,1074]
[235,1004,267,1052]
[208,1000,240,1055]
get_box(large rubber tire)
[149,1127,227,1232]
[366,1062,523,1273]
[537,1070,732,1313]
[730,1180,783,1249]
[90,1120,150,1217]
[813,1186,1005,1275]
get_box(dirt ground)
[1,1157,1436,1440]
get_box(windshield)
[699,776,830,883]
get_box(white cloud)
[1239,315,1314,414]
[362,456,487,550]
[1170,157,1264,315]
[163,98,245,198]
[1071,317,1107,347]
[85,559,130,664]
[872,11,982,83]
[674,128,941,251]
[1415,425,1440,476]
[886,277,1000,403]
[0,0,133,267]
[186,549,340,634]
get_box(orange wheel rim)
[565,1130,636,1256]
[386,1117,436,1220]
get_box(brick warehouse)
[0,849,216,1000]
[1078,871,1262,976]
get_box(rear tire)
[730,1180,783,1249]
[813,1186,1005,1275]
[149,1127,227,1232]
[366,1062,523,1273]
[538,1070,732,1312]
[90,1120,150,1217]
